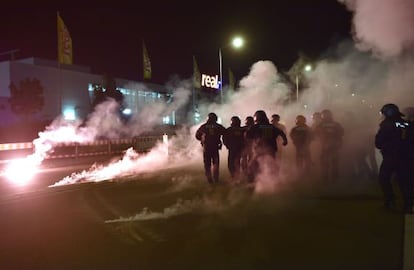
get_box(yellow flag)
[143,42,152,80]
[193,56,201,88]
[57,13,73,65]
[228,68,235,90]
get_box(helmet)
[245,116,254,126]
[254,110,269,124]
[207,112,218,122]
[230,116,241,127]
[321,109,333,121]
[380,103,403,118]
[296,115,306,125]
[312,112,321,120]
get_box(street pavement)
[0,161,408,269]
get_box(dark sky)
[0,1,352,84]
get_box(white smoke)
[339,0,414,58]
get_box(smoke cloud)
[339,0,414,58]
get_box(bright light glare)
[304,64,312,72]
[5,158,39,186]
[122,108,132,115]
[232,37,244,48]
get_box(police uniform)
[375,104,414,213]
[223,117,245,181]
[195,113,226,184]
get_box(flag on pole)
[57,13,73,65]
[228,68,235,90]
[193,56,201,88]
[143,42,152,80]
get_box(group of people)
[196,104,414,214]
[195,109,344,184]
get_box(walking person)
[195,112,226,184]
[289,115,313,176]
[246,110,287,182]
[314,109,344,182]
[375,104,414,213]
[241,116,254,178]
[223,116,245,183]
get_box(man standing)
[314,109,344,182]
[290,115,313,176]
[195,112,226,184]
[223,116,245,182]
[246,110,288,182]
[375,104,413,213]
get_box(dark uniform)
[375,104,414,213]
[223,116,245,181]
[314,109,344,181]
[241,116,254,176]
[195,113,226,184]
[290,115,313,175]
[246,110,287,182]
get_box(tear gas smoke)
[339,0,414,58]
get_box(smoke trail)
[339,0,414,58]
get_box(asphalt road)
[0,159,405,270]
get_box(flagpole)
[57,11,62,116]
[219,48,223,104]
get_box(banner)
[57,13,73,65]
[143,42,152,80]
[193,56,201,88]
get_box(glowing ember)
[4,157,40,186]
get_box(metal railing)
[0,136,164,160]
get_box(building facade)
[0,57,180,128]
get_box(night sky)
[0,1,352,84]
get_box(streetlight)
[295,63,312,102]
[219,36,244,103]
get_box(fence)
[0,135,165,160]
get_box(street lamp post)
[218,36,244,104]
[295,63,312,102]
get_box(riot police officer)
[195,112,226,184]
[375,104,413,213]
[246,110,288,182]
[314,109,344,182]
[290,115,313,175]
[223,116,245,182]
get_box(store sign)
[201,74,220,89]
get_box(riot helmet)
[321,109,333,121]
[230,116,241,127]
[296,115,306,125]
[245,116,254,127]
[207,112,218,123]
[380,103,403,118]
[254,110,269,124]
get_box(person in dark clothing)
[241,116,255,177]
[314,109,344,182]
[195,112,226,184]
[223,116,245,182]
[375,103,414,213]
[246,110,288,182]
[290,115,313,175]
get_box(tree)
[9,78,44,121]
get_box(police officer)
[246,110,288,182]
[241,116,255,177]
[195,112,226,184]
[314,109,344,182]
[223,116,245,182]
[290,115,313,175]
[375,104,413,213]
